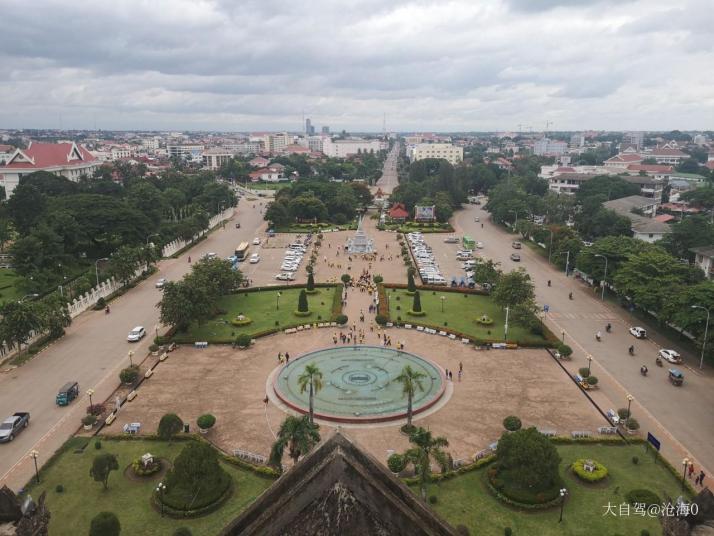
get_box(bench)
[404,324,412,329]
[233,448,267,465]
[571,430,592,438]
[123,422,141,434]
[598,426,618,435]
[194,341,208,348]
[538,429,557,437]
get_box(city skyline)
[0,0,713,132]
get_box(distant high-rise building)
[321,126,330,134]
[534,138,567,156]
[305,118,315,136]
[623,132,644,151]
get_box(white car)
[629,326,647,339]
[475,242,484,249]
[252,237,261,245]
[474,217,480,222]
[127,326,146,342]
[249,254,260,264]
[275,272,295,281]
[155,278,167,289]
[659,349,682,364]
[444,236,460,243]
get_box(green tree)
[394,365,426,427]
[298,364,324,424]
[496,427,561,490]
[492,269,535,309]
[89,512,121,536]
[6,183,46,234]
[157,413,183,442]
[661,215,714,259]
[264,200,291,227]
[297,289,309,312]
[0,300,43,351]
[412,291,422,312]
[407,270,416,292]
[306,272,315,291]
[187,258,242,300]
[164,442,228,508]
[473,259,502,287]
[269,415,321,468]
[288,195,328,222]
[108,246,140,287]
[404,427,450,500]
[575,175,640,203]
[38,294,72,338]
[89,453,119,490]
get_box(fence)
[161,209,232,257]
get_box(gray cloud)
[0,0,712,131]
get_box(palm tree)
[394,365,426,428]
[404,427,450,500]
[298,364,324,424]
[268,415,321,469]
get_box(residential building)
[603,195,670,243]
[167,144,204,159]
[647,147,688,165]
[622,175,665,203]
[547,173,600,195]
[283,144,311,155]
[263,132,291,154]
[693,134,708,146]
[570,134,585,148]
[0,141,100,197]
[409,143,463,165]
[604,153,643,169]
[110,146,133,160]
[691,246,714,278]
[248,166,284,182]
[249,156,270,168]
[622,132,644,151]
[0,144,15,165]
[322,138,384,158]
[202,147,235,170]
[533,138,568,156]
[307,136,324,152]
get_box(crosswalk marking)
[549,312,615,320]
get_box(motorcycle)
[606,323,612,333]
[569,292,573,300]
[595,332,602,342]
[105,306,110,315]
[547,280,551,287]
[640,366,648,376]
[655,357,663,367]
[628,345,635,356]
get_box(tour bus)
[235,242,250,261]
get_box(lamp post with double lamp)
[682,458,690,491]
[691,305,710,370]
[440,296,446,312]
[558,487,568,522]
[128,351,135,368]
[156,482,167,517]
[94,257,109,287]
[276,291,282,311]
[586,355,593,376]
[87,388,95,408]
[30,450,40,484]
[557,250,571,277]
[626,394,634,421]
[594,254,608,300]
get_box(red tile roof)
[2,141,96,169]
[649,148,687,157]
[626,164,673,173]
[388,203,409,219]
[607,154,643,163]
[654,214,675,223]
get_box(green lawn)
[423,443,690,536]
[177,287,339,343]
[0,268,24,302]
[25,438,273,536]
[386,288,547,345]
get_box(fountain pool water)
[273,345,445,423]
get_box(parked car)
[659,349,682,364]
[443,236,460,243]
[475,241,484,249]
[629,326,647,339]
[512,241,522,249]
[474,217,480,222]
[252,237,261,245]
[275,272,296,281]
[155,278,167,289]
[510,253,521,262]
[249,254,261,264]
[56,382,79,406]
[0,413,30,443]
[127,326,146,342]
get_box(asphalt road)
[374,144,399,194]
[452,204,714,471]
[0,201,267,487]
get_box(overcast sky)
[0,0,713,132]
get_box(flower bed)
[572,459,608,483]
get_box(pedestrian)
[689,463,695,479]
[449,371,453,381]
[458,370,462,382]
[698,471,706,486]
[285,352,290,364]
[278,352,282,363]
[459,361,463,373]
[445,368,449,379]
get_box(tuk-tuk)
[668,368,684,386]
[56,381,79,406]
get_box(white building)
[0,141,100,197]
[322,138,384,158]
[691,246,714,278]
[622,132,644,151]
[307,136,325,153]
[110,146,133,160]
[603,195,670,243]
[203,147,235,170]
[533,138,568,156]
[167,144,204,159]
[262,133,291,154]
[409,143,463,165]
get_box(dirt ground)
[108,327,608,466]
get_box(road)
[373,144,399,195]
[452,204,714,472]
[0,201,268,490]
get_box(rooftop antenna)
[545,120,553,134]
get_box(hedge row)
[485,474,564,510]
[402,455,496,486]
[152,479,234,519]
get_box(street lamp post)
[587,355,593,376]
[440,296,446,312]
[558,488,568,522]
[94,257,109,287]
[557,250,570,276]
[276,291,282,311]
[626,394,634,420]
[30,450,40,484]
[508,210,519,229]
[691,305,710,370]
[128,351,135,368]
[594,254,608,301]
[504,306,510,340]
[87,388,95,408]
[156,482,167,517]
[548,230,554,263]
[682,458,690,491]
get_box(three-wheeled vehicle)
[56,381,79,406]
[668,368,684,386]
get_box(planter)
[198,428,208,435]
[83,424,93,431]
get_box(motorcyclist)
[606,323,612,333]
[105,305,110,314]
[628,345,635,356]
[656,356,663,366]
[547,280,551,287]
[641,365,648,375]
[596,331,602,341]
[569,292,573,300]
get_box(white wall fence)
[1,209,234,362]
[161,209,232,258]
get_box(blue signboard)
[647,432,661,451]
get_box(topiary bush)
[572,459,608,482]
[55,484,64,493]
[375,314,388,326]
[157,413,183,442]
[578,367,591,378]
[632,456,639,465]
[94,297,107,310]
[586,376,598,386]
[297,289,310,313]
[119,366,139,384]
[503,416,522,432]
[95,440,102,450]
[230,315,252,326]
[641,531,650,536]
[89,512,120,536]
[235,333,252,348]
[475,314,493,325]
[557,344,573,357]
[504,528,512,536]
[373,275,384,284]
[617,408,631,420]
[336,314,348,325]
[387,453,406,474]
[429,495,438,504]
[132,457,162,477]
[197,414,216,431]
[624,417,640,431]
[625,489,660,506]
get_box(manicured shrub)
[94,297,106,310]
[503,416,522,432]
[89,512,120,536]
[336,314,348,325]
[174,529,193,536]
[157,413,183,442]
[557,344,573,357]
[95,440,102,450]
[163,442,231,511]
[618,408,631,420]
[387,453,406,473]
[407,271,416,293]
[197,414,216,430]
[456,526,470,536]
[578,367,590,378]
[572,459,608,482]
[55,484,64,493]
[86,404,106,416]
[429,495,438,504]
[625,417,640,431]
[119,366,139,384]
[306,272,315,291]
[375,314,388,326]
[504,528,512,536]
[149,344,159,353]
[586,376,598,386]
[131,457,162,477]
[625,489,660,506]
[297,289,309,313]
[89,454,119,490]
[341,274,351,284]
[235,333,252,348]
[641,531,651,536]
[82,414,97,427]
[373,275,383,284]
[632,456,639,465]
[412,291,422,313]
